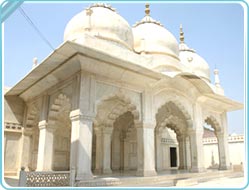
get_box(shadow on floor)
[4,177,19,187]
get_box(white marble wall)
[4,132,22,175]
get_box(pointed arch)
[204,115,222,133]
[156,100,192,129]
[48,93,71,126]
[26,102,40,128]
[95,91,140,127]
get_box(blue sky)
[3,2,245,134]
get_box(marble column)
[189,103,205,172]
[94,128,103,174]
[136,122,157,176]
[178,135,187,170]
[216,132,230,170]
[185,136,191,170]
[217,112,230,170]
[20,128,33,171]
[123,139,129,171]
[112,130,121,170]
[189,129,205,172]
[155,130,163,171]
[102,127,113,174]
[70,110,93,180]
[36,121,56,171]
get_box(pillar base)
[178,166,187,170]
[93,169,102,175]
[190,167,206,173]
[103,169,112,174]
[219,165,231,170]
[136,169,157,177]
[76,172,93,181]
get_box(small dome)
[179,46,210,82]
[132,4,180,72]
[64,3,133,50]
[133,21,179,59]
[179,25,210,82]
[133,5,179,58]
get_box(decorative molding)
[161,138,177,144]
[4,122,22,133]
[95,91,140,127]
[156,99,192,128]
[69,109,95,122]
[204,115,221,132]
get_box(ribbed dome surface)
[64,3,134,50]
[133,15,179,60]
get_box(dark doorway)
[170,147,177,167]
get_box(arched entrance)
[47,94,72,171]
[93,92,140,174]
[203,116,228,170]
[111,111,137,171]
[155,101,191,171]
[25,103,40,171]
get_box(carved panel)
[26,171,70,187]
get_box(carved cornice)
[4,122,22,133]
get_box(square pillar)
[178,135,187,170]
[102,127,113,174]
[189,130,205,172]
[217,112,230,170]
[155,130,163,171]
[20,128,33,171]
[136,122,157,176]
[123,139,129,171]
[217,132,230,170]
[36,121,55,171]
[70,110,93,180]
[94,128,103,174]
[189,103,205,172]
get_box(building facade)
[4,3,243,181]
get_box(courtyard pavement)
[3,175,246,188]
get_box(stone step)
[76,170,243,187]
[175,178,198,186]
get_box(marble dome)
[179,40,210,82]
[64,3,134,50]
[132,5,179,61]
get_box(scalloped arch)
[95,91,140,127]
[204,115,222,132]
[48,93,71,125]
[156,99,192,127]
[26,103,40,127]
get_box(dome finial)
[180,24,185,43]
[145,3,150,16]
[214,68,221,87]
[32,57,38,69]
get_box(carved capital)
[142,122,156,129]
[23,128,33,136]
[103,126,113,135]
[134,121,143,128]
[38,120,48,130]
[70,109,95,122]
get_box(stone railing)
[203,135,244,145]
[18,167,75,187]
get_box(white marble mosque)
[4,3,243,182]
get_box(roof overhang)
[6,41,164,100]
[197,94,243,112]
